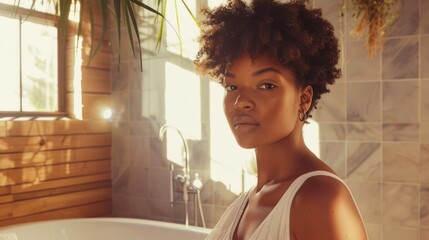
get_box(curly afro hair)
[194,0,341,117]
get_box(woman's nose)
[234,94,255,110]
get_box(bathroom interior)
[0,0,428,239]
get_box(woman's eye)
[259,83,276,90]
[224,85,237,91]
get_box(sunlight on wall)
[0,16,20,111]
[303,119,320,158]
[166,0,199,59]
[165,62,201,166]
[0,15,58,112]
[208,0,226,9]
[21,21,58,112]
[163,0,202,169]
[0,0,80,17]
[0,0,54,13]
[0,2,79,113]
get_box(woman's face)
[222,52,308,149]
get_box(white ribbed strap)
[205,171,366,240]
[278,171,354,240]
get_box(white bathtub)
[0,218,211,240]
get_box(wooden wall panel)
[0,2,113,227]
[5,120,111,136]
[0,134,111,154]
[0,201,112,227]
[82,94,112,120]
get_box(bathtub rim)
[0,217,212,234]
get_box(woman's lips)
[233,116,259,133]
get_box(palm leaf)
[12,0,200,69]
[123,0,136,59]
[87,0,95,62]
[126,1,143,71]
[130,0,168,51]
[180,0,199,27]
[174,0,183,55]
[76,0,84,52]
[58,0,71,51]
[113,0,122,63]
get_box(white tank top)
[204,170,365,240]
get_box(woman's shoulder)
[294,171,349,205]
[289,171,367,239]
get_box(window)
[0,2,63,116]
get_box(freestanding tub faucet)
[158,124,190,226]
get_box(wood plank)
[81,68,111,93]
[0,168,37,186]
[66,67,111,93]
[0,195,12,203]
[65,19,98,36]
[0,147,111,170]
[81,50,111,70]
[0,187,112,220]
[64,43,110,69]
[81,78,111,94]
[0,134,111,154]
[5,120,111,136]
[13,180,111,201]
[78,19,109,38]
[0,175,7,188]
[1,159,111,186]
[0,201,112,227]
[0,186,10,195]
[82,67,110,82]
[11,173,111,194]
[0,122,6,137]
[0,202,12,220]
[66,37,110,53]
[37,160,111,181]
[81,38,111,53]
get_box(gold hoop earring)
[298,112,306,121]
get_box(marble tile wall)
[110,0,429,239]
[313,0,429,239]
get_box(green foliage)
[14,0,199,69]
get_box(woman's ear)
[300,85,313,112]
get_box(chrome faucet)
[158,124,190,226]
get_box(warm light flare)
[102,108,113,120]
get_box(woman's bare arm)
[291,176,367,240]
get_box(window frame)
[0,2,67,118]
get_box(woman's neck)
[253,132,310,190]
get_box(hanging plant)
[344,0,399,58]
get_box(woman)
[194,0,367,239]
